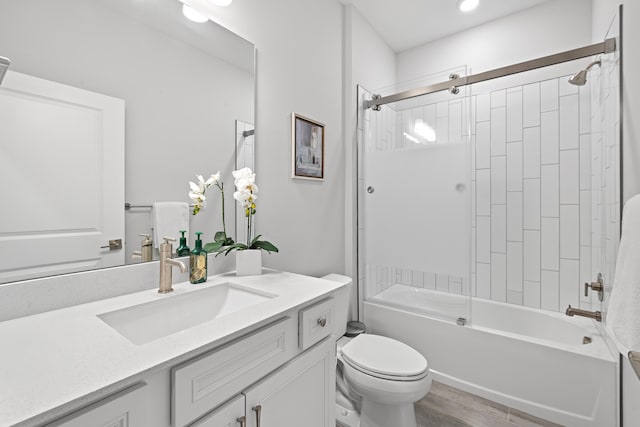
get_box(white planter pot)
[235,249,262,276]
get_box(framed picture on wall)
[292,113,325,180]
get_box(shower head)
[568,59,601,86]
[0,56,10,85]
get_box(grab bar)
[629,351,640,381]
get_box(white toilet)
[335,333,432,427]
[321,274,431,427]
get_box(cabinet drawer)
[299,298,334,350]
[172,317,296,427]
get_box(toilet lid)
[340,334,428,380]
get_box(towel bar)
[629,351,640,381]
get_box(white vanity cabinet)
[191,338,335,427]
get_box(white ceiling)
[340,0,555,52]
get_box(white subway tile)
[523,127,541,178]
[540,78,559,112]
[541,111,559,164]
[477,263,491,299]
[491,107,506,156]
[541,217,560,271]
[507,192,523,242]
[412,270,424,288]
[559,94,579,149]
[559,75,579,96]
[507,142,523,192]
[560,259,580,309]
[507,241,523,292]
[523,281,541,308]
[476,93,490,122]
[523,83,540,127]
[476,122,491,169]
[437,115,449,144]
[506,91,523,142]
[437,101,449,118]
[436,274,449,292]
[477,216,491,263]
[580,246,593,306]
[524,179,541,230]
[541,164,560,217]
[541,270,560,311]
[491,89,506,108]
[491,156,506,205]
[402,268,412,285]
[524,230,541,282]
[507,291,523,305]
[449,101,462,144]
[424,272,436,290]
[491,253,507,302]
[491,204,506,254]
[580,134,591,190]
[560,149,580,204]
[579,84,591,134]
[476,169,491,216]
[580,190,592,246]
[560,205,580,260]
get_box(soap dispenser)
[176,230,190,256]
[131,233,153,262]
[190,232,207,284]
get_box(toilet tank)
[321,274,352,338]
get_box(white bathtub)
[364,284,617,427]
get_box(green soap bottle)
[189,232,207,284]
[176,230,190,256]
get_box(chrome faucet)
[565,305,602,322]
[159,237,187,293]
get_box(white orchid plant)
[188,168,278,255]
[188,172,234,252]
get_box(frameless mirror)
[0,0,255,284]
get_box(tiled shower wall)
[361,71,612,314]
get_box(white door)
[243,339,335,427]
[0,70,124,283]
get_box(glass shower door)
[358,69,472,325]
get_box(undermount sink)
[98,282,276,345]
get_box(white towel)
[152,202,189,249]
[606,194,640,354]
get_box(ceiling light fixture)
[182,4,208,23]
[458,0,479,13]
[209,0,233,6]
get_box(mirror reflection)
[0,0,255,284]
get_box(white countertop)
[0,270,346,426]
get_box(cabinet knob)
[236,416,246,427]
[252,405,262,427]
[317,316,327,327]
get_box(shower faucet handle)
[584,273,604,301]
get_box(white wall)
[197,0,345,277]
[592,1,640,425]
[397,0,592,83]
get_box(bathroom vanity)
[0,270,348,426]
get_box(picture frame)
[291,113,325,180]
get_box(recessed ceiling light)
[182,4,208,23]
[209,0,232,6]
[458,0,479,12]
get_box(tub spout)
[565,305,602,322]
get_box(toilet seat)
[340,334,428,381]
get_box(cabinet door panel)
[244,338,335,427]
[190,395,245,427]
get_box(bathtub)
[364,284,617,427]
